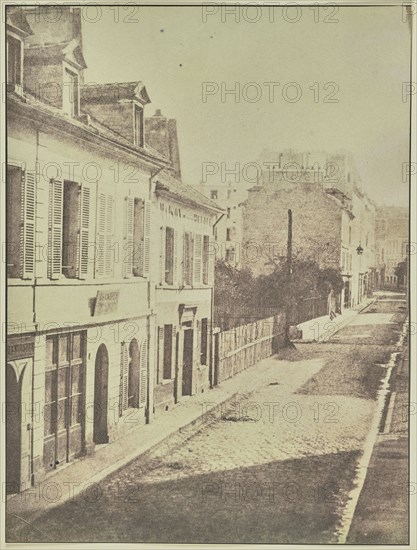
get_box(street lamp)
[356,244,364,303]
[356,244,364,255]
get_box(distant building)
[375,206,408,288]
[241,151,376,309]
[197,181,249,267]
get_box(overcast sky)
[82,5,411,207]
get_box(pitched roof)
[154,171,225,213]
[8,91,169,166]
[80,81,151,105]
[6,8,34,36]
[25,39,87,69]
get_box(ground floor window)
[44,331,85,469]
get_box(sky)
[82,5,411,207]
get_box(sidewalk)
[6,353,285,525]
[294,297,375,343]
[346,334,409,544]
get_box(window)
[349,226,352,245]
[134,106,144,147]
[227,207,231,218]
[183,232,193,286]
[165,227,175,285]
[200,318,208,365]
[194,234,203,284]
[95,193,114,278]
[225,247,235,263]
[7,35,22,87]
[227,190,231,199]
[49,180,90,279]
[124,198,149,278]
[202,235,209,285]
[7,165,35,279]
[210,190,218,200]
[44,332,85,467]
[226,228,232,241]
[119,339,140,416]
[163,325,173,379]
[63,69,79,117]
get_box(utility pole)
[285,209,296,348]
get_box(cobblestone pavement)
[8,295,407,544]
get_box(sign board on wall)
[93,290,120,316]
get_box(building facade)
[241,151,376,310]
[375,206,408,288]
[5,7,220,494]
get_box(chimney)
[145,110,182,179]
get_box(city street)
[7,294,408,544]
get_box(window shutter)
[78,185,90,279]
[157,326,164,384]
[172,230,178,285]
[119,343,129,416]
[48,179,63,279]
[104,196,114,277]
[141,200,151,277]
[159,226,165,285]
[139,339,148,407]
[194,234,202,284]
[21,170,36,279]
[95,193,106,278]
[208,235,214,285]
[171,325,177,377]
[123,197,134,278]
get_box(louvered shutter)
[171,325,177,376]
[159,226,165,285]
[139,339,148,407]
[95,193,106,277]
[48,179,63,279]
[141,200,151,277]
[78,185,90,279]
[194,234,202,284]
[119,343,129,416]
[21,170,36,279]
[208,235,214,285]
[157,326,164,383]
[172,230,178,285]
[105,196,114,277]
[123,197,134,278]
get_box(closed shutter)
[159,226,165,285]
[139,339,148,407]
[78,185,90,279]
[21,170,36,279]
[141,200,151,277]
[157,326,164,384]
[194,234,202,284]
[172,325,177,376]
[119,343,129,416]
[95,193,113,278]
[95,193,106,277]
[208,235,214,285]
[105,196,114,277]
[48,179,63,279]
[123,197,134,278]
[172,230,178,285]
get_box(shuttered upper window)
[95,193,114,279]
[193,234,203,284]
[123,198,151,278]
[6,165,35,279]
[183,232,193,286]
[48,179,90,279]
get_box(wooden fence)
[213,313,286,385]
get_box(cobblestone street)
[7,295,408,544]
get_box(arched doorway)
[128,339,140,409]
[94,344,109,444]
[6,364,21,493]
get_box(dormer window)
[63,68,79,117]
[7,35,22,87]
[134,105,144,147]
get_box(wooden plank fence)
[213,313,286,385]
